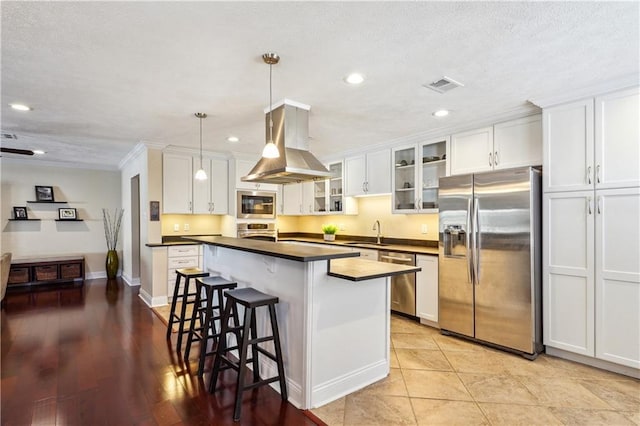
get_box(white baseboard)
[138,289,167,308]
[546,347,640,379]
[86,271,107,280]
[310,359,388,409]
[121,273,140,286]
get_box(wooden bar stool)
[166,267,209,355]
[184,276,238,376]
[210,287,287,422]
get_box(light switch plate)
[174,224,180,232]
[184,223,190,231]
[421,224,428,234]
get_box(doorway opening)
[131,175,141,282]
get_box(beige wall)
[161,214,222,235]
[277,195,439,241]
[1,161,121,276]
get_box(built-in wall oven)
[379,251,416,317]
[237,190,276,219]
[237,223,278,242]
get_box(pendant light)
[194,112,208,180]
[262,53,280,159]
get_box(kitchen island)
[184,236,420,409]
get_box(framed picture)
[13,206,28,220]
[58,208,77,220]
[150,201,160,221]
[35,185,55,202]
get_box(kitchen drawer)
[168,256,199,269]
[168,245,199,257]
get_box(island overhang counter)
[184,236,420,409]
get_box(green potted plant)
[322,223,338,241]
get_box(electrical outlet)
[184,223,190,231]
[174,224,180,232]
[339,223,345,231]
[421,224,428,234]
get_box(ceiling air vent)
[423,76,464,94]
[1,133,18,139]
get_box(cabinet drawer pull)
[494,151,499,166]
[587,196,592,215]
[596,164,601,184]
[587,166,592,184]
[489,152,493,166]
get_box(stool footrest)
[248,335,274,345]
[242,376,280,391]
[256,346,277,362]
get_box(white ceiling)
[1,2,638,169]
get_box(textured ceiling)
[1,2,638,168]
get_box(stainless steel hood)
[242,101,332,184]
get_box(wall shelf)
[55,219,84,222]
[8,218,41,221]
[27,201,68,204]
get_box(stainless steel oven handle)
[379,255,413,262]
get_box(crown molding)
[529,74,640,108]
[0,156,119,171]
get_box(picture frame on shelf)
[13,206,28,220]
[58,208,77,220]
[35,185,54,202]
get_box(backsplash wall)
[161,214,222,235]
[277,195,439,241]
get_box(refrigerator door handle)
[473,196,480,286]
[466,198,473,284]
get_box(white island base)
[202,244,390,409]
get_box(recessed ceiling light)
[344,73,365,85]
[33,150,45,155]
[227,136,239,143]
[433,109,450,117]
[10,103,32,111]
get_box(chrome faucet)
[373,220,382,244]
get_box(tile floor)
[311,315,640,425]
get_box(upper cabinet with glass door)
[312,161,347,214]
[392,137,449,213]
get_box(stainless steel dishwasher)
[379,251,416,316]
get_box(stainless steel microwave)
[236,190,277,219]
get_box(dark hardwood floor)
[1,279,321,426]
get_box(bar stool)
[184,275,238,376]
[166,267,209,355]
[210,287,287,422]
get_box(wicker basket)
[35,265,58,281]
[60,263,81,279]
[8,267,29,284]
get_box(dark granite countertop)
[278,237,439,256]
[328,258,421,281]
[146,234,222,247]
[184,236,359,262]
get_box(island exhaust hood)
[241,100,332,185]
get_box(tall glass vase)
[106,249,119,279]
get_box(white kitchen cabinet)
[595,188,640,368]
[416,254,438,325]
[450,115,541,176]
[392,137,448,213]
[233,158,279,192]
[163,153,194,213]
[354,248,378,260]
[543,191,595,356]
[345,149,391,196]
[281,181,314,215]
[167,245,202,299]
[450,127,494,175]
[544,87,639,193]
[193,157,229,214]
[543,188,640,369]
[493,115,542,169]
[595,88,640,190]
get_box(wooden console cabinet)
[8,256,85,288]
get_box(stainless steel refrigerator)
[438,166,543,357]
